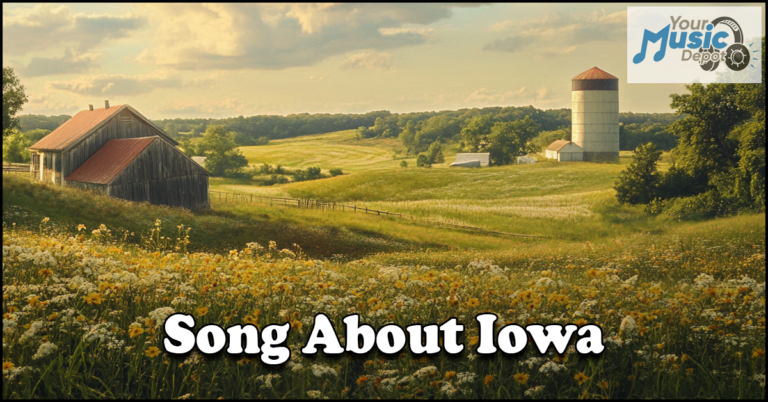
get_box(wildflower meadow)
[2,217,765,399]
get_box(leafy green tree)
[197,125,248,176]
[537,128,570,149]
[415,115,453,151]
[356,126,374,140]
[399,121,417,153]
[399,160,408,168]
[425,141,445,164]
[22,129,50,143]
[164,122,180,138]
[664,37,765,211]
[3,67,28,139]
[177,137,199,157]
[329,168,343,177]
[460,115,493,152]
[191,122,206,138]
[487,116,540,165]
[416,154,430,167]
[293,166,323,181]
[2,129,31,162]
[614,143,663,205]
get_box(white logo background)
[627,6,762,83]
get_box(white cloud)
[46,70,199,96]
[134,4,482,70]
[23,94,82,116]
[464,86,555,106]
[154,98,249,117]
[379,27,435,36]
[484,10,626,54]
[20,48,101,77]
[2,4,146,55]
[339,51,396,72]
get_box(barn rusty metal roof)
[30,104,176,151]
[65,137,157,184]
[572,67,618,80]
[546,140,572,152]
[30,105,126,151]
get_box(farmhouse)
[545,140,584,161]
[28,101,210,208]
[450,153,490,168]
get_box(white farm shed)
[545,140,583,162]
[191,156,207,167]
[516,156,537,164]
[450,153,490,167]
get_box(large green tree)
[197,125,248,176]
[614,143,663,205]
[664,37,765,211]
[398,120,417,154]
[460,115,493,152]
[3,67,28,138]
[2,129,32,163]
[487,115,540,165]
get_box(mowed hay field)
[215,131,677,240]
[239,129,432,173]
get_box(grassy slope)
[3,174,534,259]
[5,130,760,263]
[216,131,683,240]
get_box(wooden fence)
[2,163,30,174]
[209,190,542,238]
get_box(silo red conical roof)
[572,67,618,80]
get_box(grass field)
[239,129,428,173]
[214,132,680,241]
[3,130,764,399]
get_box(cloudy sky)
[3,3,765,119]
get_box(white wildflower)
[32,342,58,359]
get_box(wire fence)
[208,190,543,238]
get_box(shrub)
[614,143,662,205]
[329,169,343,177]
[416,154,429,167]
[399,160,408,168]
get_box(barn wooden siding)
[64,110,164,177]
[67,138,210,209]
[108,175,209,209]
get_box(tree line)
[615,37,765,217]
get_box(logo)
[627,7,761,84]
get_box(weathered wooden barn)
[65,137,210,209]
[28,102,210,208]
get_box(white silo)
[571,67,619,162]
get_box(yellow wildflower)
[145,346,161,358]
[513,373,529,384]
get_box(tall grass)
[2,215,764,399]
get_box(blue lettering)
[687,32,703,49]
[633,25,670,63]
[669,32,687,49]
[712,31,729,49]
[703,31,712,49]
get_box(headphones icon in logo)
[699,16,750,72]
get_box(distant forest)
[17,107,681,151]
